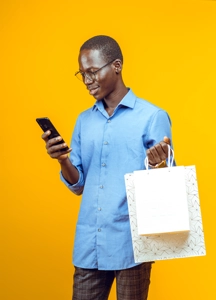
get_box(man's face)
[78,49,118,101]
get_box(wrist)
[58,156,69,164]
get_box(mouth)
[88,86,99,96]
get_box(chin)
[93,93,103,101]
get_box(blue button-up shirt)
[61,89,172,270]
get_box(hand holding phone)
[36,117,69,152]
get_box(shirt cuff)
[60,168,84,195]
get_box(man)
[42,35,172,299]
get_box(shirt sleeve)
[60,116,85,195]
[145,109,176,165]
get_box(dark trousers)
[72,262,153,300]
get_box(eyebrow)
[79,65,100,72]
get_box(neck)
[103,84,128,109]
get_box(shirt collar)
[92,88,136,111]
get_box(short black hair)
[80,35,123,64]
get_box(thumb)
[163,136,171,145]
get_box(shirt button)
[98,228,101,232]
[107,120,111,123]
[102,163,106,167]
[98,207,102,211]
[99,185,104,189]
[104,141,108,145]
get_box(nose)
[84,74,94,85]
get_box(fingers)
[147,137,171,166]
[46,136,63,149]
[48,146,72,159]
[41,130,51,142]
[47,141,69,154]
[163,136,171,145]
[46,138,71,157]
[147,143,167,165]
[41,130,72,159]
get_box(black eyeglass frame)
[75,59,116,82]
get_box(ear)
[113,59,122,74]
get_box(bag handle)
[145,144,174,170]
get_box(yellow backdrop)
[1,0,216,299]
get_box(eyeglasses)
[75,59,116,82]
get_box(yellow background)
[1,0,215,299]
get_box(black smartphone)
[36,117,69,151]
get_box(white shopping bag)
[134,150,190,235]
[124,148,206,262]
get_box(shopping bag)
[134,148,190,235]
[124,148,206,262]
